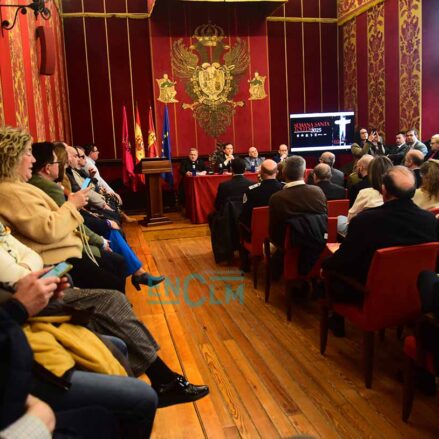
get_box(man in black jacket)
[312,163,346,201]
[323,166,436,285]
[322,166,437,336]
[214,158,252,212]
[179,148,207,176]
[240,159,282,236]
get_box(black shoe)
[131,273,165,291]
[153,375,209,408]
[328,315,345,337]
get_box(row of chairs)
[239,201,439,422]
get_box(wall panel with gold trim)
[0,2,70,141]
[339,0,436,141]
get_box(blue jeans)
[33,371,158,437]
[107,229,142,276]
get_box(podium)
[138,158,173,226]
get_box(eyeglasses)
[78,155,85,159]
[49,161,61,165]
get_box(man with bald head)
[404,149,424,188]
[240,159,282,234]
[322,165,437,305]
[319,151,345,187]
[273,144,289,163]
[348,154,374,206]
[244,146,264,171]
[425,134,439,161]
[313,163,346,200]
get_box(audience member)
[389,128,427,164]
[413,160,439,210]
[269,156,326,249]
[244,147,264,171]
[29,142,164,289]
[214,158,252,212]
[338,156,393,235]
[272,144,289,163]
[404,149,424,188]
[312,163,346,200]
[348,155,374,206]
[0,222,209,410]
[322,166,437,335]
[425,134,439,160]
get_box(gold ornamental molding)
[338,0,385,26]
[61,12,151,19]
[267,16,337,24]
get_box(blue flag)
[161,106,174,188]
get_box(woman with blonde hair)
[0,127,125,291]
[413,159,439,209]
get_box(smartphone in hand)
[40,262,73,279]
[81,178,91,190]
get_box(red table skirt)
[184,173,259,224]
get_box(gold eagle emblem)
[171,23,249,138]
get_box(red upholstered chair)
[327,199,349,217]
[321,242,439,388]
[327,217,338,243]
[240,206,269,288]
[304,168,312,181]
[402,314,438,421]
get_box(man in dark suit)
[404,149,424,188]
[312,163,346,200]
[179,148,207,176]
[322,166,437,336]
[269,156,327,249]
[389,129,428,164]
[214,158,252,212]
[272,144,289,164]
[323,166,437,300]
[425,134,439,160]
[319,152,345,187]
[240,159,282,238]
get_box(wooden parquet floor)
[125,220,439,438]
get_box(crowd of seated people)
[0,126,209,437]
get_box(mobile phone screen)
[40,262,73,279]
[81,178,91,190]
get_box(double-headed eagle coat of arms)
[171,23,250,138]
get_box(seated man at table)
[244,147,264,172]
[217,143,235,173]
[179,148,206,207]
[321,166,437,336]
[214,158,253,212]
[273,144,289,164]
[180,148,207,177]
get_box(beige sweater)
[0,181,83,264]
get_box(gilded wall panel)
[399,0,421,132]
[8,2,29,130]
[45,76,56,140]
[28,18,46,141]
[343,19,357,116]
[367,3,385,133]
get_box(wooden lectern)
[138,158,173,226]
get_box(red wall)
[62,0,339,166]
[0,2,70,142]
[339,0,439,142]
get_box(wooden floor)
[125,217,439,439]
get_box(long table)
[184,173,259,224]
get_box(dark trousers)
[67,255,126,293]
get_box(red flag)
[121,105,137,192]
[147,106,159,158]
